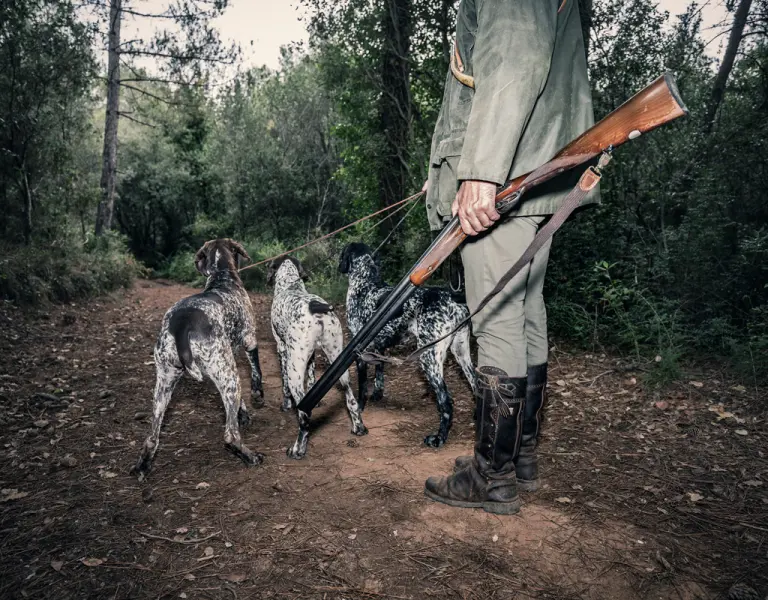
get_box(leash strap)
[389,151,611,365]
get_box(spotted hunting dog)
[267,256,366,458]
[338,242,476,447]
[132,239,264,481]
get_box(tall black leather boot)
[424,367,525,515]
[515,363,547,491]
[453,363,548,489]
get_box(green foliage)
[0,231,143,304]
[0,0,99,245]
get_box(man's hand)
[452,180,500,236]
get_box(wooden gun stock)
[410,72,688,286]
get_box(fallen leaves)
[689,381,704,389]
[735,429,749,436]
[197,547,216,562]
[219,573,248,583]
[0,489,29,502]
[708,404,746,424]
[555,497,573,504]
[50,560,64,572]
[687,492,704,503]
[195,482,210,490]
[58,455,77,468]
[80,557,103,567]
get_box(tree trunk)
[703,0,754,135]
[439,0,452,65]
[22,169,33,245]
[579,0,593,62]
[378,0,412,234]
[95,0,122,235]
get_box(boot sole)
[424,488,522,515]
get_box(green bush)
[162,250,205,286]
[0,231,144,305]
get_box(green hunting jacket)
[426,0,598,230]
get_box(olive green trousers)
[429,156,553,377]
[460,215,551,378]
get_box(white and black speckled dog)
[267,256,367,457]
[132,239,265,481]
[339,242,476,448]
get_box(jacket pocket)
[430,137,465,167]
[427,155,460,228]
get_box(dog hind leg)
[450,325,476,393]
[321,317,367,436]
[210,347,264,467]
[132,363,182,481]
[420,342,453,448]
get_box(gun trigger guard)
[495,191,522,215]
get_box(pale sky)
[125,0,732,72]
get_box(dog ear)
[297,260,309,281]
[195,245,209,277]
[227,239,251,265]
[338,244,351,274]
[266,260,277,286]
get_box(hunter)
[423,0,598,514]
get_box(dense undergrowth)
[0,232,144,305]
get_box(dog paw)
[237,407,251,429]
[245,451,265,466]
[286,445,306,460]
[131,469,147,483]
[130,461,151,482]
[423,434,445,448]
[370,391,383,403]
[251,382,264,400]
[226,443,264,466]
[351,425,369,437]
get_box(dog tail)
[309,300,334,314]
[169,311,205,381]
[174,326,204,381]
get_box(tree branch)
[118,82,183,105]
[118,111,157,128]
[120,76,204,86]
[119,47,235,65]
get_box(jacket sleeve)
[456,0,557,184]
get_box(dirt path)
[0,281,765,600]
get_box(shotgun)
[287,72,688,459]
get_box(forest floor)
[0,280,766,600]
